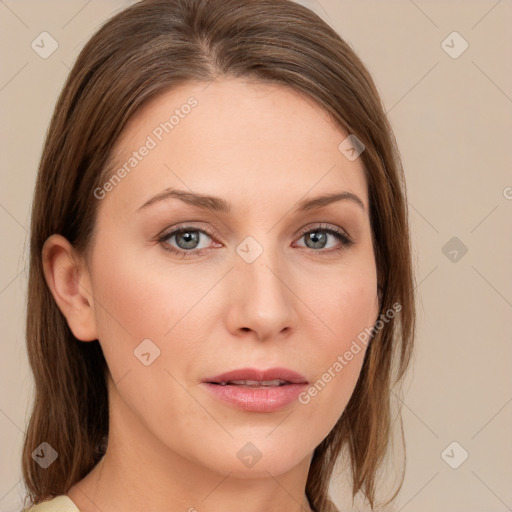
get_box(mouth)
[202,367,308,412]
[203,366,308,386]
[210,379,292,387]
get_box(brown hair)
[22,0,415,510]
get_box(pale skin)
[43,79,380,512]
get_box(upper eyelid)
[159,223,351,245]
[158,223,220,241]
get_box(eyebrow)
[137,188,366,214]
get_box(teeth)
[260,379,286,386]
[230,380,259,386]
[217,379,287,387]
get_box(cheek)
[89,244,217,381]
[87,244,166,378]
[297,255,378,355]
[328,267,378,367]
[88,249,213,445]
[294,261,377,433]
[90,258,167,343]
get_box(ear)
[42,234,97,342]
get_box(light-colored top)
[22,495,80,512]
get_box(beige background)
[1,0,511,511]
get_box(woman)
[21,0,415,510]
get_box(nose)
[225,240,299,342]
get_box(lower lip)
[202,382,308,412]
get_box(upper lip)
[203,367,308,384]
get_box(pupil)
[307,231,326,249]
[178,230,199,249]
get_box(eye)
[157,223,354,258]
[294,224,354,254]
[158,226,218,258]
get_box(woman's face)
[80,78,379,478]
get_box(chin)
[195,437,313,479]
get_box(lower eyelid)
[160,227,352,255]
[161,229,216,249]
[295,230,352,249]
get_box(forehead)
[100,78,369,217]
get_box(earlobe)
[42,234,97,342]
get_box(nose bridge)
[230,233,297,338]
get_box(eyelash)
[156,223,354,259]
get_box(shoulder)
[22,495,80,512]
